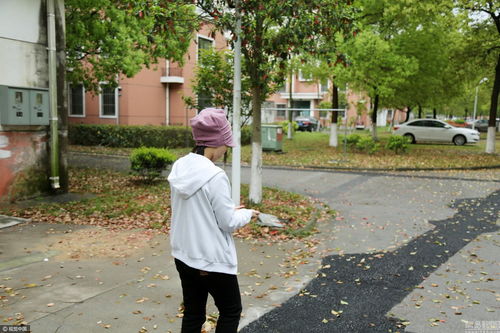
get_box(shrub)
[130,147,177,182]
[69,124,194,148]
[69,124,252,148]
[386,135,410,154]
[279,121,298,134]
[345,134,362,149]
[355,136,380,154]
[241,126,252,145]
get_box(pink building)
[68,23,227,127]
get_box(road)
[231,167,499,333]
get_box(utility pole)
[231,0,242,205]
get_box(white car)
[393,119,480,146]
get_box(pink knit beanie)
[190,108,236,147]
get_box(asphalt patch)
[241,190,499,332]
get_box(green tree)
[389,18,465,120]
[340,30,418,140]
[455,0,499,153]
[184,48,253,124]
[65,0,198,93]
[196,0,356,203]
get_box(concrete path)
[1,153,499,332]
[231,167,499,332]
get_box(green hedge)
[130,147,177,182]
[69,124,252,148]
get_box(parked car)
[466,119,489,132]
[295,116,319,132]
[393,119,480,146]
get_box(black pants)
[175,259,242,333]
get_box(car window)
[408,120,426,127]
[427,120,446,128]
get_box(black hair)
[192,146,206,156]
[192,145,229,164]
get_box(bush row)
[343,134,410,154]
[69,124,252,148]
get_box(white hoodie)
[167,153,253,275]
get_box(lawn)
[1,168,330,241]
[69,129,500,170]
[246,129,500,169]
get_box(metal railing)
[162,67,183,77]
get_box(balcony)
[160,67,184,84]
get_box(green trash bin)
[261,125,283,152]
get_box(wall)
[0,0,66,202]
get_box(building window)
[276,104,286,118]
[69,84,85,117]
[100,85,118,118]
[197,91,212,112]
[197,35,214,63]
[278,82,287,93]
[320,79,329,93]
[298,70,312,82]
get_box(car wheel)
[453,135,466,146]
[403,133,416,144]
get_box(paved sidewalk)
[0,221,324,332]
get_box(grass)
[69,129,500,170]
[242,129,500,169]
[1,167,328,240]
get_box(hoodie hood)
[167,153,224,199]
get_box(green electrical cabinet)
[261,125,283,152]
[0,86,49,126]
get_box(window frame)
[196,34,215,63]
[320,79,329,93]
[68,83,86,118]
[99,84,118,119]
[276,104,286,118]
[298,70,312,82]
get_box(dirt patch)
[38,227,158,260]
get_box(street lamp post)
[472,77,488,130]
[231,0,242,205]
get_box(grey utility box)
[261,125,283,152]
[0,86,49,126]
[29,89,50,125]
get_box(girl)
[168,108,259,333]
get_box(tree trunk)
[371,94,379,141]
[433,108,437,119]
[249,85,263,203]
[418,104,422,118]
[405,106,412,122]
[329,82,339,147]
[465,108,468,119]
[486,53,500,154]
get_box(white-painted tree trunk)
[249,141,262,203]
[371,123,378,141]
[485,127,496,154]
[329,123,338,147]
